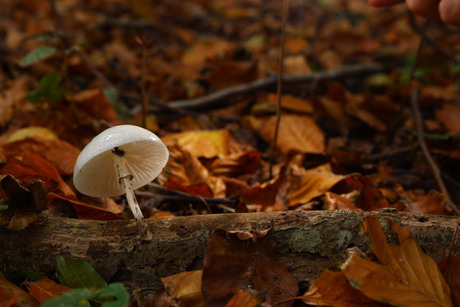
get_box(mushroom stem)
[113,152,153,240]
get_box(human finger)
[406,0,442,20]
[439,0,460,26]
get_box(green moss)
[283,228,322,253]
[337,230,353,248]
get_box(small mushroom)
[73,125,169,240]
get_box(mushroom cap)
[73,125,169,197]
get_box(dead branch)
[1,210,458,289]
[147,63,383,112]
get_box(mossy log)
[1,210,459,289]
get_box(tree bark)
[1,210,458,289]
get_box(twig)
[410,89,459,214]
[269,0,289,179]
[149,63,382,112]
[408,19,459,215]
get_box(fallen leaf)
[0,137,80,175]
[226,289,262,307]
[0,77,28,127]
[210,150,261,177]
[181,38,235,73]
[208,61,258,90]
[242,172,287,212]
[324,191,359,210]
[0,272,39,307]
[438,254,460,307]
[435,103,460,135]
[162,129,231,158]
[5,126,57,143]
[161,271,204,307]
[47,193,126,221]
[0,175,47,230]
[285,164,346,207]
[255,114,325,155]
[202,229,298,306]
[0,152,75,199]
[405,190,449,215]
[300,269,383,307]
[23,278,71,303]
[341,216,452,307]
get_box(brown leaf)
[226,289,262,307]
[405,190,449,215]
[0,77,28,127]
[208,61,258,90]
[0,137,80,176]
[202,229,298,306]
[0,272,39,307]
[210,150,261,177]
[285,164,346,207]
[324,192,359,210]
[0,175,47,230]
[161,271,204,307]
[300,269,383,307]
[438,254,460,307]
[435,103,460,135]
[256,114,325,155]
[47,192,126,221]
[341,216,453,307]
[159,144,226,197]
[181,38,236,74]
[23,278,71,303]
[0,152,75,199]
[241,172,287,211]
[73,88,118,122]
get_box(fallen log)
[1,210,458,289]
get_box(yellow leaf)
[162,271,204,307]
[162,129,230,158]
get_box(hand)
[369,0,460,26]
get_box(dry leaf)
[438,254,460,306]
[161,271,204,307]
[47,192,126,221]
[202,229,298,306]
[1,152,75,199]
[435,103,460,135]
[226,289,262,307]
[0,272,39,307]
[341,216,452,307]
[300,269,383,307]
[162,129,231,158]
[255,114,325,154]
[0,137,80,175]
[285,164,346,207]
[23,278,71,303]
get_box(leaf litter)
[1,0,460,305]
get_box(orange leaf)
[341,216,453,307]
[0,273,38,307]
[0,137,80,176]
[47,192,126,221]
[256,114,325,154]
[226,289,261,307]
[285,164,346,207]
[23,278,71,303]
[0,153,75,199]
[300,269,382,307]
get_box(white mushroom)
[73,125,169,240]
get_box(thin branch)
[410,89,459,214]
[407,19,459,215]
[269,0,289,179]
[148,63,382,112]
